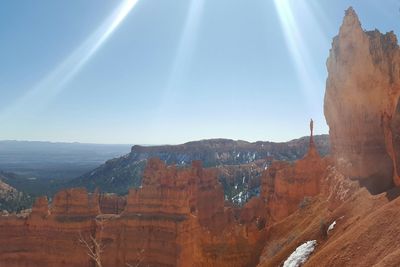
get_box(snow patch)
[236,192,243,204]
[327,221,336,233]
[283,240,317,267]
[232,191,247,205]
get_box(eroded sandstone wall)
[261,138,329,222]
[0,189,99,267]
[0,159,266,267]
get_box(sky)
[1,0,400,145]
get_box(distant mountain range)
[0,140,132,180]
[0,136,329,205]
[69,135,330,202]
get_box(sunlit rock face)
[261,137,329,222]
[29,196,49,220]
[324,7,400,193]
[51,188,100,218]
[0,159,266,267]
[98,193,126,214]
[0,189,97,267]
[101,158,265,267]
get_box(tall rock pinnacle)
[324,7,400,193]
[342,7,361,31]
[307,119,319,158]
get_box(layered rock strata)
[0,160,266,267]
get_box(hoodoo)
[324,7,400,193]
[258,8,400,267]
[261,120,329,221]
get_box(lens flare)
[0,0,139,120]
[161,0,205,104]
[272,0,327,110]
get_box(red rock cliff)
[324,7,400,193]
[0,159,266,267]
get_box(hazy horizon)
[0,132,328,146]
[1,0,399,144]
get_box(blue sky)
[1,0,399,144]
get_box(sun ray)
[161,0,205,105]
[272,0,328,112]
[0,0,139,121]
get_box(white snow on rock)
[283,240,317,267]
[327,221,336,233]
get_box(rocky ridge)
[0,172,32,212]
[69,136,329,204]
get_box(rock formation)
[261,122,329,222]
[70,135,330,195]
[98,193,126,214]
[324,7,400,193]
[258,7,400,267]
[0,188,98,267]
[51,188,99,218]
[29,196,49,220]
[0,159,266,267]
[99,159,265,267]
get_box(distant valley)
[0,141,131,200]
[0,136,329,208]
[0,140,132,180]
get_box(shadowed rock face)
[324,7,400,194]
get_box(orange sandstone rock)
[0,159,266,267]
[51,188,99,218]
[98,193,126,214]
[29,196,49,220]
[261,128,329,222]
[324,7,400,193]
